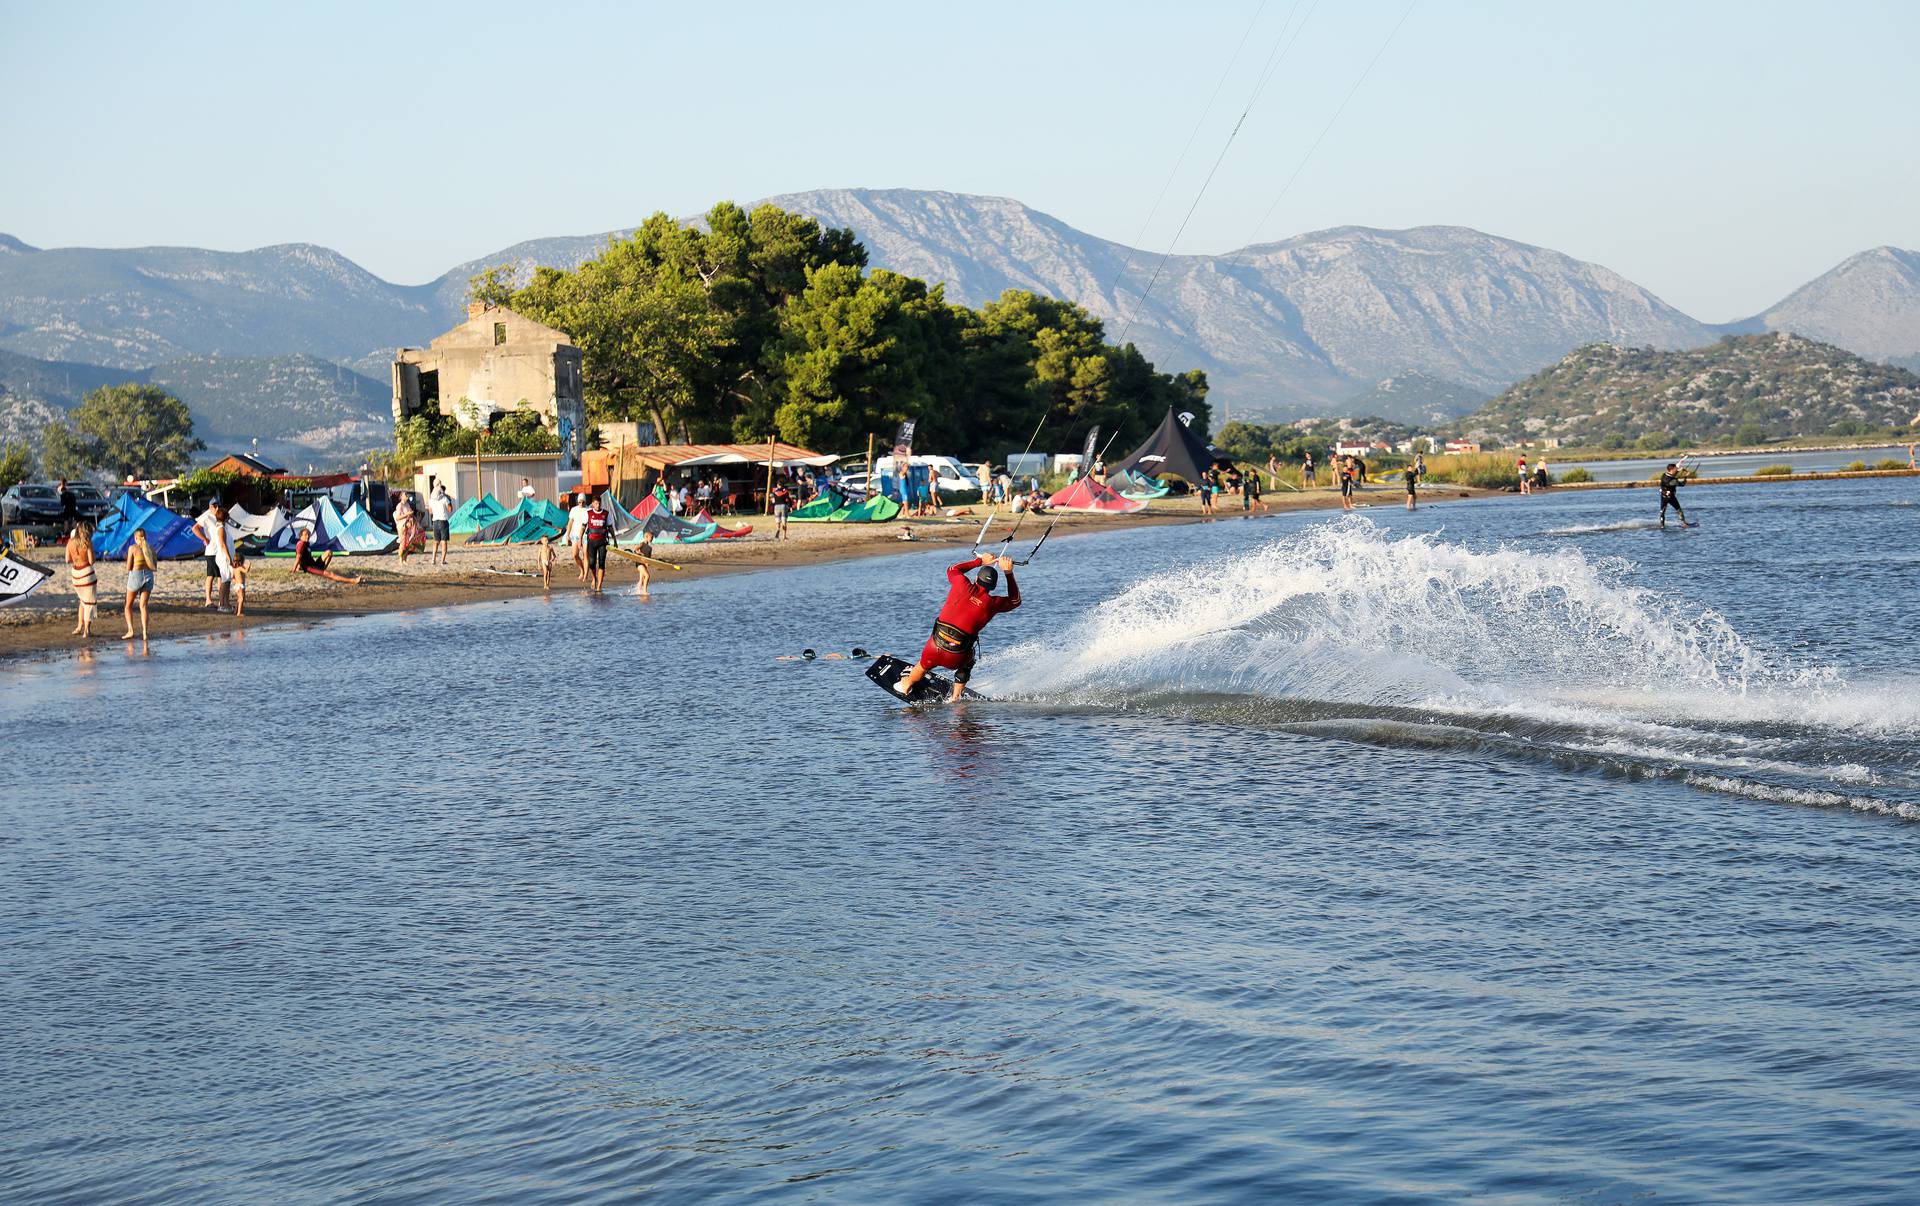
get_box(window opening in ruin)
[419,369,440,409]
[494,322,507,346]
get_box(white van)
[873,455,983,500]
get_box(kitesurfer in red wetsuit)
[895,554,1021,702]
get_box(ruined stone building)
[392,303,587,467]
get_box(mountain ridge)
[3,190,1917,432]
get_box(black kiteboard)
[865,653,975,704]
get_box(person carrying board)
[893,554,1021,703]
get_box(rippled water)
[4,478,1918,1202]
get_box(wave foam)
[986,516,1919,817]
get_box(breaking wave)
[987,517,1920,820]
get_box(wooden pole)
[866,432,875,483]
[764,434,776,515]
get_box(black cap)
[976,566,999,590]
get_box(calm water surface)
[1563,443,1910,481]
[3,478,1917,1203]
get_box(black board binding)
[865,653,973,704]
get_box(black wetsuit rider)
[1658,466,1687,527]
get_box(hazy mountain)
[1752,246,1920,363]
[0,347,137,451]
[450,191,1720,417]
[1337,371,1486,426]
[0,240,439,369]
[1461,333,1920,446]
[143,353,391,466]
[2,190,1917,436]
[0,346,388,467]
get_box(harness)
[930,619,978,656]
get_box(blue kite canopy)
[336,502,399,554]
[92,493,202,560]
[266,497,396,555]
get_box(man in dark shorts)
[894,553,1021,703]
[1657,463,1688,527]
[582,494,617,593]
[1405,465,1419,511]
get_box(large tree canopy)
[469,201,1208,459]
[64,384,203,479]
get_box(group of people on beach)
[52,493,366,645]
[1192,465,1268,515]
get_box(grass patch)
[1846,460,1868,471]
[1875,458,1909,471]
[1558,467,1592,483]
[1753,464,1794,476]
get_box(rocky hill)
[1461,333,1920,446]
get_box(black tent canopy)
[1109,409,1224,484]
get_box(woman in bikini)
[67,522,98,638]
[122,527,156,640]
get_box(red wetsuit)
[919,557,1020,679]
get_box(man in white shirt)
[565,492,590,582]
[427,482,454,565]
[517,478,537,502]
[195,502,233,611]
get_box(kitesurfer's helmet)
[976,565,999,591]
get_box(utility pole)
[764,434,776,514]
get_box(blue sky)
[4,0,1915,320]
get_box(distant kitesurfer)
[894,554,1021,703]
[1657,462,1688,528]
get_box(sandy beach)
[15,466,1914,663]
[3,485,1495,661]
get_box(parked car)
[2,483,67,527]
[67,481,110,519]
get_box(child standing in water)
[537,535,554,592]
[231,545,249,617]
[630,541,654,598]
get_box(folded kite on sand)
[0,549,53,607]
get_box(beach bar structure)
[610,441,831,509]
[412,452,561,505]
